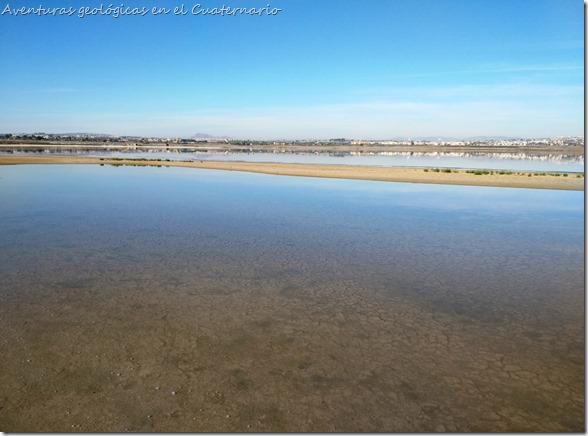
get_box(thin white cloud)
[375,64,583,80]
[357,83,582,101]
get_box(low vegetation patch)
[100,157,172,163]
[466,170,491,175]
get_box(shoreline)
[0,155,583,191]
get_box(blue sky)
[0,0,583,139]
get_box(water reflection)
[0,165,583,432]
[185,151,584,172]
[2,148,584,172]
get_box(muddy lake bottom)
[0,165,584,432]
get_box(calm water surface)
[3,149,584,172]
[184,151,584,172]
[0,165,584,432]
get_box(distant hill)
[464,135,517,141]
[191,133,232,140]
[57,132,117,137]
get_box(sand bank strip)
[0,155,583,191]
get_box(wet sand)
[0,155,583,190]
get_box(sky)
[0,0,584,139]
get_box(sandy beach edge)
[0,155,584,191]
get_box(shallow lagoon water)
[0,165,584,431]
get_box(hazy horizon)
[2,131,584,142]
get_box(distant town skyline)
[3,132,583,145]
[0,0,583,139]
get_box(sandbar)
[0,155,583,190]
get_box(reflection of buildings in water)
[1,148,584,166]
[350,151,584,164]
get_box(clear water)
[0,165,584,432]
